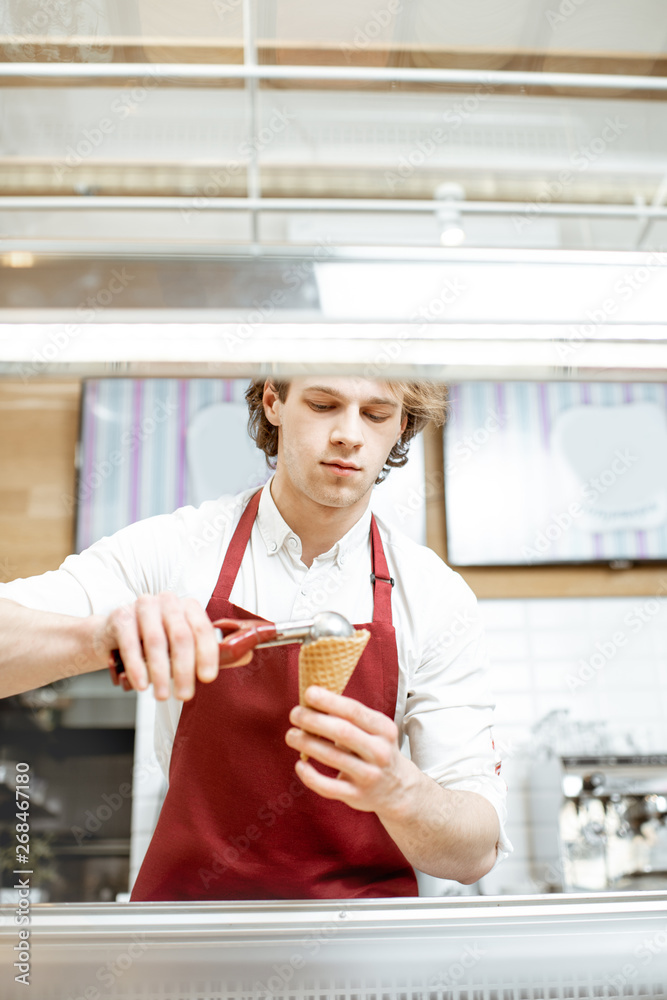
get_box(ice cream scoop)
[211,610,354,663]
[108,611,354,685]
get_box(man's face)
[264,377,407,509]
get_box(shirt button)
[268,541,277,553]
[289,537,298,549]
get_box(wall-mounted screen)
[444,382,667,566]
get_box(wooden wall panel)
[0,380,80,581]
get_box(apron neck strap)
[214,487,262,601]
[216,487,393,625]
[369,514,394,624]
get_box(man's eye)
[366,413,389,422]
[309,402,332,411]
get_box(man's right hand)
[98,592,253,701]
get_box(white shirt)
[0,479,512,867]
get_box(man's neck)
[269,475,369,568]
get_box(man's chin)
[309,476,374,508]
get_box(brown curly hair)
[245,378,449,484]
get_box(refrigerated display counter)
[2,891,667,999]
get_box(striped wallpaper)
[76,379,259,552]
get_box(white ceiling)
[1,0,667,254]
[3,0,666,53]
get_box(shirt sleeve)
[402,572,513,870]
[0,511,188,618]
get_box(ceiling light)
[2,251,35,268]
[439,218,466,247]
[435,182,466,247]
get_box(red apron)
[130,487,418,900]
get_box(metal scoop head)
[304,611,354,643]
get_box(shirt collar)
[256,478,373,568]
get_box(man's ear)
[263,380,282,427]
[397,413,408,441]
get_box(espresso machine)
[531,754,667,892]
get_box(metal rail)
[2,196,667,219]
[242,0,260,250]
[2,244,667,262]
[1,61,667,92]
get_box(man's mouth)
[322,461,361,477]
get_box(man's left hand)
[285,685,417,820]
[286,684,500,884]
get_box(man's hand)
[99,593,252,701]
[284,685,416,818]
[285,685,500,884]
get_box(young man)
[0,377,510,899]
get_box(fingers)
[286,693,410,814]
[182,599,219,685]
[107,594,251,702]
[285,726,370,781]
[288,709,373,762]
[108,603,149,692]
[289,688,398,763]
[293,758,361,805]
[136,594,175,700]
[303,686,399,741]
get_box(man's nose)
[330,408,364,447]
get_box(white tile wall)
[478,595,667,896]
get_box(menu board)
[444,382,667,565]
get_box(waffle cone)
[298,629,371,761]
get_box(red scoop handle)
[108,617,277,686]
[211,618,278,663]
